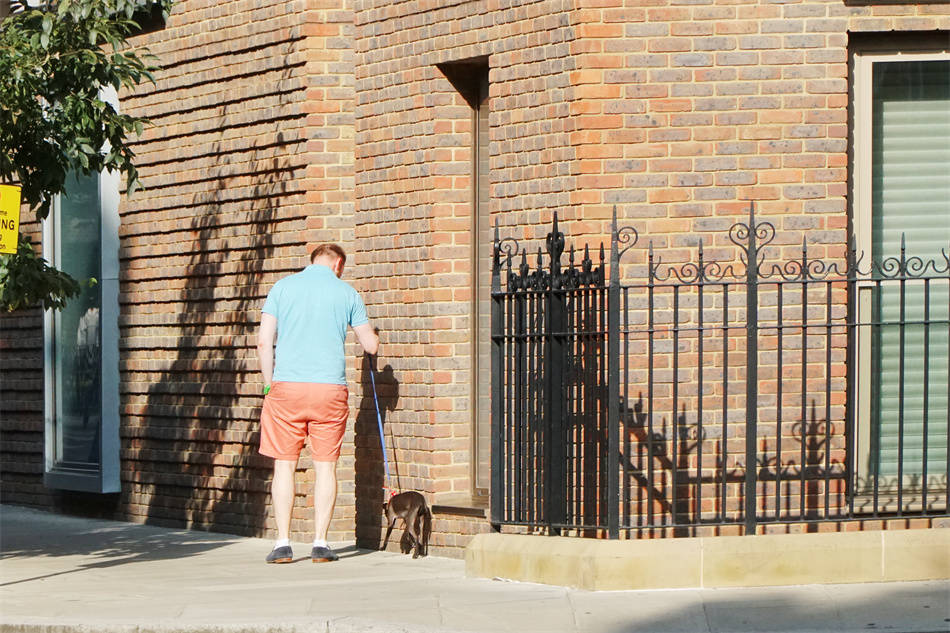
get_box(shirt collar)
[307,263,336,276]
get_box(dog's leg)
[382,516,397,550]
[420,507,431,557]
[404,506,422,558]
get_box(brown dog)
[382,491,431,558]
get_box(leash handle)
[369,355,395,498]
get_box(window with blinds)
[870,60,950,483]
[853,48,950,502]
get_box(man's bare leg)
[313,460,337,542]
[272,458,298,541]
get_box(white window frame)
[851,45,950,510]
[43,90,121,494]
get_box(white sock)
[274,538,290,549]
[312,538,328,548]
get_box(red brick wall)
[115,0,317,535]
[2,0,948,559]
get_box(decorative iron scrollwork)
[728,201,775,274]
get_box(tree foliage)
[0,234,81,311]
[0,0,171,312]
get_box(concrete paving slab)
[2,505,948,633]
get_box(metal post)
[490,224,504,528]
[744,202,759,535]
[546,213,566,534]
[607,208,621,538]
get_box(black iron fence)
[490,204,950,537]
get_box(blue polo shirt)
[262,264,369,385]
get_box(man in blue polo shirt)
[257,243,378,563]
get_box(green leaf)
[0,234,81,312]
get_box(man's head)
[310,243,346,277]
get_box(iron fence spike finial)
[492,221,500,270]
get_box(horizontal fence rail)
[490,204,950,537]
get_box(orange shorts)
[259,382,349,461]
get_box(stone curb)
[0,617,466,633]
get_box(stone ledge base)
[465,528,950,591]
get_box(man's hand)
[353,322,379,355]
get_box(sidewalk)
[1,505,947,633]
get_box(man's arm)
[257,312,278,389]
[352,322,379,356]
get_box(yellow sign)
[0,185,22,254]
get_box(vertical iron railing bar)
[622,287,630,529]
[594,285,601,529]
[776,281,784,521]
[507,289,515,523]
[921,278,930,510]
[945,274,949,514]
[544,257,553,532]
[672,284,681,529]
[521,288,528,525]
[697,242,705,525]
[514,287,524,524]
[566,288,574,525]
[577,286,588,524]
[602,277,610,532]
[800,269,808,521]
[489,232,503,528]
[583,287,590,527]
[527,290,536,525]
[872,278,882,517]
[898,238,907,516]
[744,201,761,535]
[533,288,542,526]
[722,282,730,522]
[648,244,656,526]
[825,280,833,519]
[583,286,591,527]
[608,211,621,538]
[524,290,532,524]
[582,286,592,523]
[508,288,515,524]
[845,241,857,519]
[594,284,601,529]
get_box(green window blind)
[871,60,950,484]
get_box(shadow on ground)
[0,505,240,586]
[594,581,950,633]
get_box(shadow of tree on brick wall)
[354,354,400,550]
[133,128,303,537]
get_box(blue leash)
[369,356,395,499]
